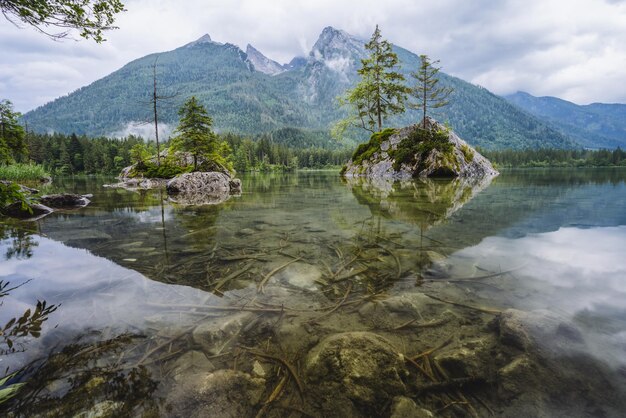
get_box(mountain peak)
[310,26,364,60]
[245,44,285,76]
[185,34,216,47]
[306,26,365,82]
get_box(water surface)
[1,169,626,417]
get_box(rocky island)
[342,118,498,179]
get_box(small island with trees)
[336,26,497,179]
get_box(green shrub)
[142,162,191,179]
[460,144,475,163]
[0,182,32,214]
[0,164,50,182]
[390,127,454,171]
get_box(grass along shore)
[0,163,51,182]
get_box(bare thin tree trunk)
[153,61,161,165]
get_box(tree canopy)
[172,96,232,172]
[335,25,408,136]
[0,100,26,165]
[409,55,454,129]
[1,0,125,42]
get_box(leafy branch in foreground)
[1,0,126,42]
[1,296,58,354]
[0,182,32,216]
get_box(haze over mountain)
[505,92,626,150]
[23,27,577,150]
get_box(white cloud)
[1,0,625,112]
[110,121,173,140]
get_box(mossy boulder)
[343,118,498,179]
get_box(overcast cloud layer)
[1,0,625,112]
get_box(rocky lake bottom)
[1,169,626,417]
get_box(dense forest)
[481,148,626,168]
[506,92,626,149]
[22,131,352,174]
[17,130,626,175]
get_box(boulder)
[1,202,53,220]
[343,118,498,179]
[229,178,242,194]
[305,332,407,414]
[166,172,242,205]
[39,193,90,208]
[498,309,585,356]
[167,172,231,195]
[0,180,39,194]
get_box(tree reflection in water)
[1,222,39,261]
[6,333,159,416]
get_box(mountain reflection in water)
[1,169,625,417]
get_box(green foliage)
[460,144,475,163]
[25,132,146,175]
[335,25,408,136]
[172,96,232,172]
[227,133,352,172]
[0,163,49,182]
[0,182,31,214]
[0,100,26,165]
[141,161,190,179]
[409,55,454,128]
[0,371,25,405]
[351,128,396,165]
[1,299,58,353]
[390,127,453,171]
[0,279,58,405]
[0,0,125,42]
[481,147,626,167]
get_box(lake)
[1,169,626,417]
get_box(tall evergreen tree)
[336,25,408,135]
[409,55,454,128]
[68,133,84,172]
[172,96,231,171]
[0,100,26,164]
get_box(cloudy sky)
[1,0,625,113]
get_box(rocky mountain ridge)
[23,27,576,150]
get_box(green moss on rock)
[351,128,397,165]
[390,127,454,172]
[460,144,475,163]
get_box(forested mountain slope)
[23,27,576,150]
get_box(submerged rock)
[169,350,216,382]
[74,400,124,418]
[305,332,408,415]
[390,397,434,418]
[192,312,255,355]
[165,369,265,418]
[498,309,585,356]
[343,118,498,179]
